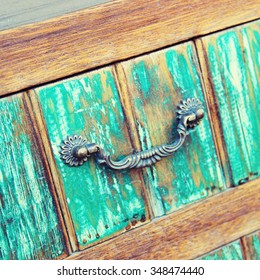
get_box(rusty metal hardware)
[60,98,204,170]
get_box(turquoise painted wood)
[199,240,244,260]
[249,233,260,260]
[119,42,225,217]
[36,68,149,248]
[201,21,260,186]
[0,94,66,259]
[244,231,260,260]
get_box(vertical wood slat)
[195,20,260,187]
[27,92,78,252]
[32,67,151,251]
[241,231,260,260]
[0,93,68,259]
[116,42,226,217]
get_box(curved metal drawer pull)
[60,98,204,170]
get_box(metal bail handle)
[60,98,204,170]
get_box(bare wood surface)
[66,178,260,259]
[0,0,110,31]
[0,0,259,96]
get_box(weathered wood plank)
[66,178,260,260]
[0,94,67,259]
[1,0,259,96]
[28,92,79,252]
[196,21,260,186]
[34,67,150,250]
[198,240,244,260]
[241,231,260,260]
[116,42,225,217]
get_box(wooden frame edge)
[112,64,155,218]
[66,178,260,259]
[1,0,259,96]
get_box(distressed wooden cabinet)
[0,1,260,260]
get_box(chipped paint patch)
[0,95,65,260]
[204,21,260,185]
[199,240,244,260]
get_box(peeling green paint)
[0,95,65,259]
[199,240,244,260]
[245,232,260,260]
[250,234,260,260]
[121,42,225,217]
[37,68,148,248]
[203,21,260,186]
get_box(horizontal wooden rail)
[67,178,260,259]
[1,0,260,96]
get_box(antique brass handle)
[60,98,204,170]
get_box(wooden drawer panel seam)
[27,90,79,252]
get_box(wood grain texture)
[196,21,260,186]
[0,0,110,31]
[116,42,225,217]
[0,93,67,259]
[241,231,260,260]
[1,0,259,96]
[33,67,150,250]
[66,178,260,260]
[198,240,244,260]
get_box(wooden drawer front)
[32,41,224,250]
[197,21,260,186]
[0,94,67,259]
[0,18,259,260]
